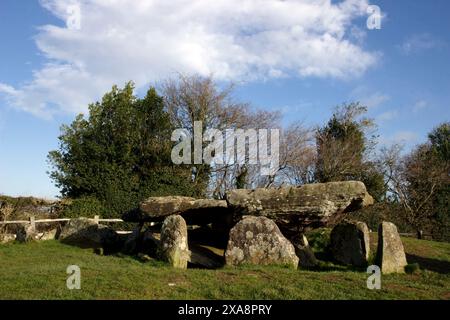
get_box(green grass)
[0,237,449,300]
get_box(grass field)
[0,236,449,300]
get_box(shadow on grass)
[302,251,368,272]
[306,262,367,273]
[406,253,450,274]
[187,243,225,269]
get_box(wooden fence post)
[417,230,423,240]
[29,216,36,230]
[94,215,99,224]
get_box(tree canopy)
[315,103,386,201]
[48,82,198,217]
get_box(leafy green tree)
[429,122,450,241]
[48,82,198,217]
[429,122,450,161]
[315,103,386,201]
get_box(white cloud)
[280,100,316,114]
[350,86,389,109]
[363,92,390,109]
[376,110,398,122]
[399,33,445,56]
[1,64,102,118]
[412,100,428,113]
[349,25,367,45]
[379,130,418,146]
[0,0,379,117]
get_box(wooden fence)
[398,232,432,240]
[0,216,132,234]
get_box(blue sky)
[0,0,449,199]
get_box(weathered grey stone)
[140,197,227,217]
[35,228,58,241]
[225,181,374,236]
[16,223,38,242]
[291,234,318,268]
[59,218,120,251]
[122,225,143,254]
[188,244,224,269]
[159,215,189,269]
[15,224,57,242]
[123,196,229,225]
[137,253,153,262]
[141,228,160,256]
[330,220,370,267]
[376,221,408,274]
[0,233,16,244]
[225,216,299,268]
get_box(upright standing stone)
[330,220,370,267]
[122,225,143,255]
[376,221,408,274]
[225,216,299,268]
[159,215,189,269]
[291,234,318,268]
[16,223,38,242]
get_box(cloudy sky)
[0,0,449,198]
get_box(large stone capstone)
[376,221,408,274]
[330,220,370,267]
[226,181,374,236]
[159,215,190,269]
[58,218,120,252]
[124,196,230,226]
[224,216,299,268]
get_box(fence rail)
[399,232,432,240]
[0,216,133,237]
[0,215,124,227]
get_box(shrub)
[61,196,107,218]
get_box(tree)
[380,122,450,240]
[428,122,450,240]
[315,102,386,200]
[247,123,316,189]
[398,144,448,238]
[162,74,280,197]
[48,82,197,217]
[278,123,316,186]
